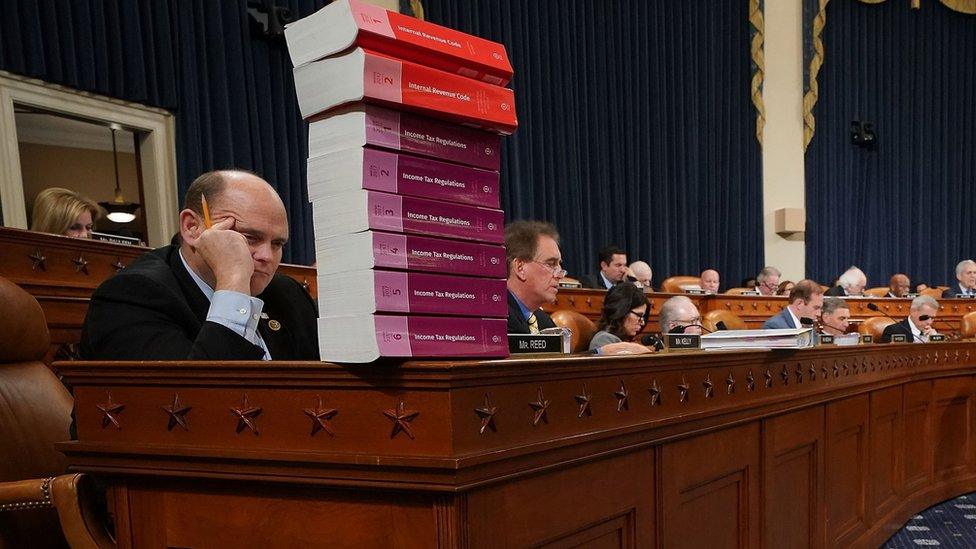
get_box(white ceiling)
[15,111,136,153]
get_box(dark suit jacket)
[762,308,797,329]
[580,273,611,290]
[507,291,556,334]
[824,285,846,296]
[880,319,916,343]
[81,245,319,361]
[942,285,975,298]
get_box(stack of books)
[285,0,517,362]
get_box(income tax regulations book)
[284,0,513,85]
[293,48,518,134]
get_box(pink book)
[285,0,513,85]
[293,48,518,134]
[315,230,507,278]
[312,190,504,244]
[318,315,509,362]
[307,147,500,208]
[318,270,507,317]
[308,104,502,171]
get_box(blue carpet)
[884,493,976,548]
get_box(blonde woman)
[31,187,101,238]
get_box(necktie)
[528,312,540,334]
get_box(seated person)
[762,280,824,329]
[755,266,781,296]
[776,280,795,296]
[825,266,867,296]
[915,282,929,294]
[30,187,101,239]
[887,273,911,297]
[942,260,976,297]
[699,269,720,294]
[658,295,703,335]
[589,283,655,351]
[627,260,653,288]
[881,295,939,342]
[741,277,758,290]
[81,170,319,360]
[581,245,628,289]
[819,297,851,335]
[505,221,562,334]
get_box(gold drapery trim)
[410,0,425,20]
[802,0,829,151]
[940,0,976,13]
[749,0,766,147]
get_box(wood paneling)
[825,395,869,547]
[903,381,933,494]
[868,386,903,522]
[931,376,975,481]
[763,406,824,549]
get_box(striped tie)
[528,312,540,334]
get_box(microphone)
[866,303,924,342]
[799,317,815,327]
[640,333,664,351]
[671,323,713,334]
[715,321,729,331]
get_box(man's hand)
[193,217,253,294]
[600,342,653,355]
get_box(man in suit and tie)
[881,295,939,342]
[825,266,867,297]
[581,245,628,290]
[941,260,976,298]
[755,266,782,296]
[700,269,720,294]
[887,273,911,298]
[505,221,563,334]
[82,169,319,360]
[762,279,824,329]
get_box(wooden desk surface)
[59,343,976,547]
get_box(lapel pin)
[268,319,281,331]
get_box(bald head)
[700,269,720,293]
[889,273,910,297]
[628,261,652,287]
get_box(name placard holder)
[665,334,701,351]
[684,288,707,295]
[929,334,946,342]
[818,334,835,345]
[508,334,567,354]
[862,334,874,343]
[891,334,908,343]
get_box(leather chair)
[660,276,701,294]
[921,288,943,298]
[0,276,113,548]
[858,316,896,340]
[702,310,747,332]
[550,309,597,352]
[864,287,890,297]
[961,311,976,339]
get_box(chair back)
[0,275,74,547]
[858,316,896,340]
[864,287,890,297]
[702,310,748,332]
[550,309,597,352]
[724,287,754,295]
[961,311,976,339]
[660,276,700,294]
[921,288,943,298]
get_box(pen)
[201,194,213,229]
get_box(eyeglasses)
[674,317,701,325]
[628,310,648,324]
[530,259,567,278]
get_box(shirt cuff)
[207,290,266,345]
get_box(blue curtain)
[419,1,764,287]
[0,0,326,264]
[805,0,976,287]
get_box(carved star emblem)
[746,370,756,391]
[794,365,803,384]
[780,365,789,385]
[764,369,773,389]
[703,374,714,399]
[833,364,840,377]
[162,393,191,431]
[614,381,629,412]
[574,384,592,418]
[726,371,736,395]
[383,400,420,439]
[648,379,662,406]
[112,257,126,272]
[96,391,125,430]
[809,365,817,381]
[474,393,497,435]
[822,366,828,379]
[230,393,262,435]
[28,250,46,271]
[303,395,338,437]
[678,378,690,403]
[72,255,89,274]
[843,363,850,376]
[529,387,550,426]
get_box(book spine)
[362,50,517,135]
[370,232,507,277]
[374,315,509,357]
[361,104,502,171]
[353,148,499,208]
[348,0,513,85]
[366,191,504,244]
[372,271,507,316]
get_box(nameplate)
[91,231,140,245]
[665,334,701,350]
[862,334,874,343]
[956,294,976,299]
[891,334,908,343]
[741,291,760,296]
[684,288,707,295]
[508,334,564,354]
[558,281,582,289]
[818,334,834,345]
[905,293,918,298]
[929,334,946,342]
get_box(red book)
[285,0,512,85]
[293,48,518,135]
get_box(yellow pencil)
[201,194,213,229]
